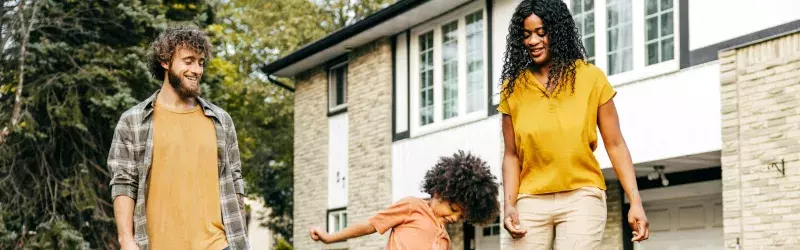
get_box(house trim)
[261,0,431,75]
[688,18,800,67]
[486,0,497,117]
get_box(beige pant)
[509,187,607,250]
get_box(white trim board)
[624,180,722,204]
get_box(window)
[466,11,484,113]
[645,0,674,65]
[411,5,487,134]
[572,0,595,64]
[419,31,434,125]
[607,0,633,75]
[442,21,459,120]
[327,209,348,233]
[482,217,501,236]
[328,63,347,112]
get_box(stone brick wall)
[292,67,330,249]
[720,31,800,249]
[600,181,623,250]
[345,38,395,250]
[446,223,465,250]
[292,37,394,250]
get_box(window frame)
[409,1,488,138]
[328,61,348,113]
[567,0,681,86]
[326,208,348,234]
[644,0,675,65]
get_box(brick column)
[720,32,800,249]
[292,68,330,249]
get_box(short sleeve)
[369,197,413,234]
[497,80,511,115]
[596,72,617,106]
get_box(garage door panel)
[713,202,723,228]
[636,194,723,250]
[678,205,706,230]
[649,208,672,232]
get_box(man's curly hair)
[501,0,586,97]
[148,26,212,81]
[421,151,500,225]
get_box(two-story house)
[262,0,800,249]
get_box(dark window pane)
[608,53,618,74]
[572,0,582,14]
[661,12,673,36]
[335,68,345,105]
[607,7,617,28]
[584,0,594,11]
[607,28,618,51]
[646,0,658,15]
[647,41,659,65]
[662,37,674,61]
[585,13,594,35]
[585,36,595,57]
[646,17,658,41]
[661,0,673,10]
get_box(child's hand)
[309,227,332,243]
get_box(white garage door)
[475,218,501,250]
[635,194,723,250]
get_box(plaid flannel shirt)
[107,90,249,250]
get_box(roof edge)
[260,0,430,76]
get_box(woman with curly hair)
[498,0,649,248]
[308,151,500,250]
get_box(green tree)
[207,0,395,244]
[0,0,214,248]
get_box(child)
[309,151,501,249]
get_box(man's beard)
[168,69,201,98]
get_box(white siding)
[328,113,349,208]
[395,33,409,134]
[689,0,800,50]
[392,116,503,202]
[491,0,515,106]
[593,63,722,169]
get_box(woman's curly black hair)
[421,151,500,225]
[500,0,586,97]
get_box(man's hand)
[119,239,139,250]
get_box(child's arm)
[309,222,377,244]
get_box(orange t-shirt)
[368,197,450,250]
[146,103,228,250]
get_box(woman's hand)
[503,203,527,239]
[628,203,650,242]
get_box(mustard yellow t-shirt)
[146,102,228,250]
[498,61,616,195]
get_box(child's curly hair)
[421,151,501,225]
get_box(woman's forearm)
[503,153,521,206]
[607,140,641,205]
